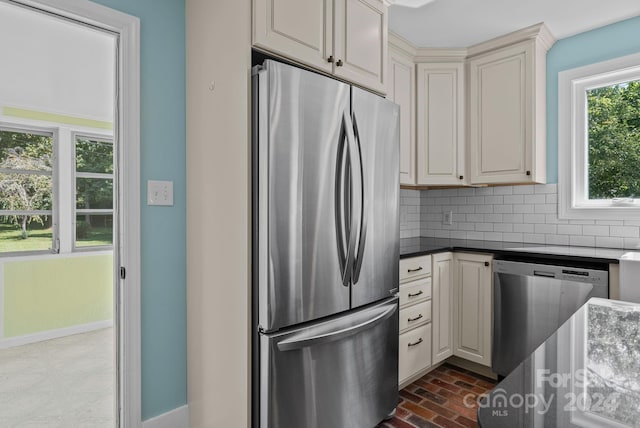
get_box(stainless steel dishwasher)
[492,259,609,377]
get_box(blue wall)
[546,15,640,183]
[91,0,186,420]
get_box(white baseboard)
[0,320,113,349]
[142,405,189,428]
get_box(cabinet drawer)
[400,255,431,283]
[399,300,431,332]
[399,278,431,307]
[399,323,432,384]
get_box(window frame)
[0,123,59,256]
[72,132,115,252]
[559,52,640,220]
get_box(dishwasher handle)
[533,270,555,278]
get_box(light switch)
[147,180,174,206]
[443,210,453,225]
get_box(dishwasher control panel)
[493,259,608,287]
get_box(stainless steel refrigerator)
[252,59,400,428]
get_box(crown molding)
[389,31,418,58]
[467,22,557,58]
[414,47,467,63]
[389,23,556,63]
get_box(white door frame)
[5,0,142,426]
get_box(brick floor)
[378,363,497,428]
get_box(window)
[74,135,114,249]
[559,52,640,219]
[0,127,55,253]
[0,124,114,254]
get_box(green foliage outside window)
[588,80,640,199]
[0,130,52,238]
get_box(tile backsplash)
[400,189,421,239]
[399,184,640,249]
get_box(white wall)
[0,2,114,122]
[186,0,251,427]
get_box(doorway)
[0,0,139,425]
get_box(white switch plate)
[443,210,453,225]
[147,180,174,206]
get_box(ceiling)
[389,0,640,48]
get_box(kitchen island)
[478,298,640,427]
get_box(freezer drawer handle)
[276,302,397,352]
[407,267,423,273]
[408,338,423,347]
[408,290,423,298]
[407,314,423,322]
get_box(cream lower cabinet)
[452,253,493,366]
[416,62,466,186]
[398,255,432,387]
[253,0,388,93]
[431,252,454,364]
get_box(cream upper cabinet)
[468,24,554,185]
[416,62,466,186]
[333,0,387,93]
[388,47,415,186]
[253,0,388,93]
[253,0,333,73]
[453,253,492,366]
[432,252,454,365]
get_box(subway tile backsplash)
[398,184,640,249]
[400,189,421,239]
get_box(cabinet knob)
[336,59,343,67]
[485,261,490,267]
[459,175,464,180]
[526,170,531,176]
[327,55,334,63]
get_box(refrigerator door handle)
[351,113,367,284]
[335,113,349,285]
[336,110,362,287]
[276,301,397,351]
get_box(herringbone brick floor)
[378,363,497,428]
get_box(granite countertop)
[478,298,640,428]
[400,237,628,264]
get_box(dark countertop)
[478,298,640,428]
[400,237,626,264]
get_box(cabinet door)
[432,252,453,364]
[469,41,534,184]
[334,0,387,93]
[453,253,492,366]
[253,0,333,73]
[417,63,466,186]
[388,48,415,185]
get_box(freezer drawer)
[259,298,399,428]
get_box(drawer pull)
[408,290,424,298]
[407,314,423,322]
[408,338,423,347]
[407,267,423,273]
